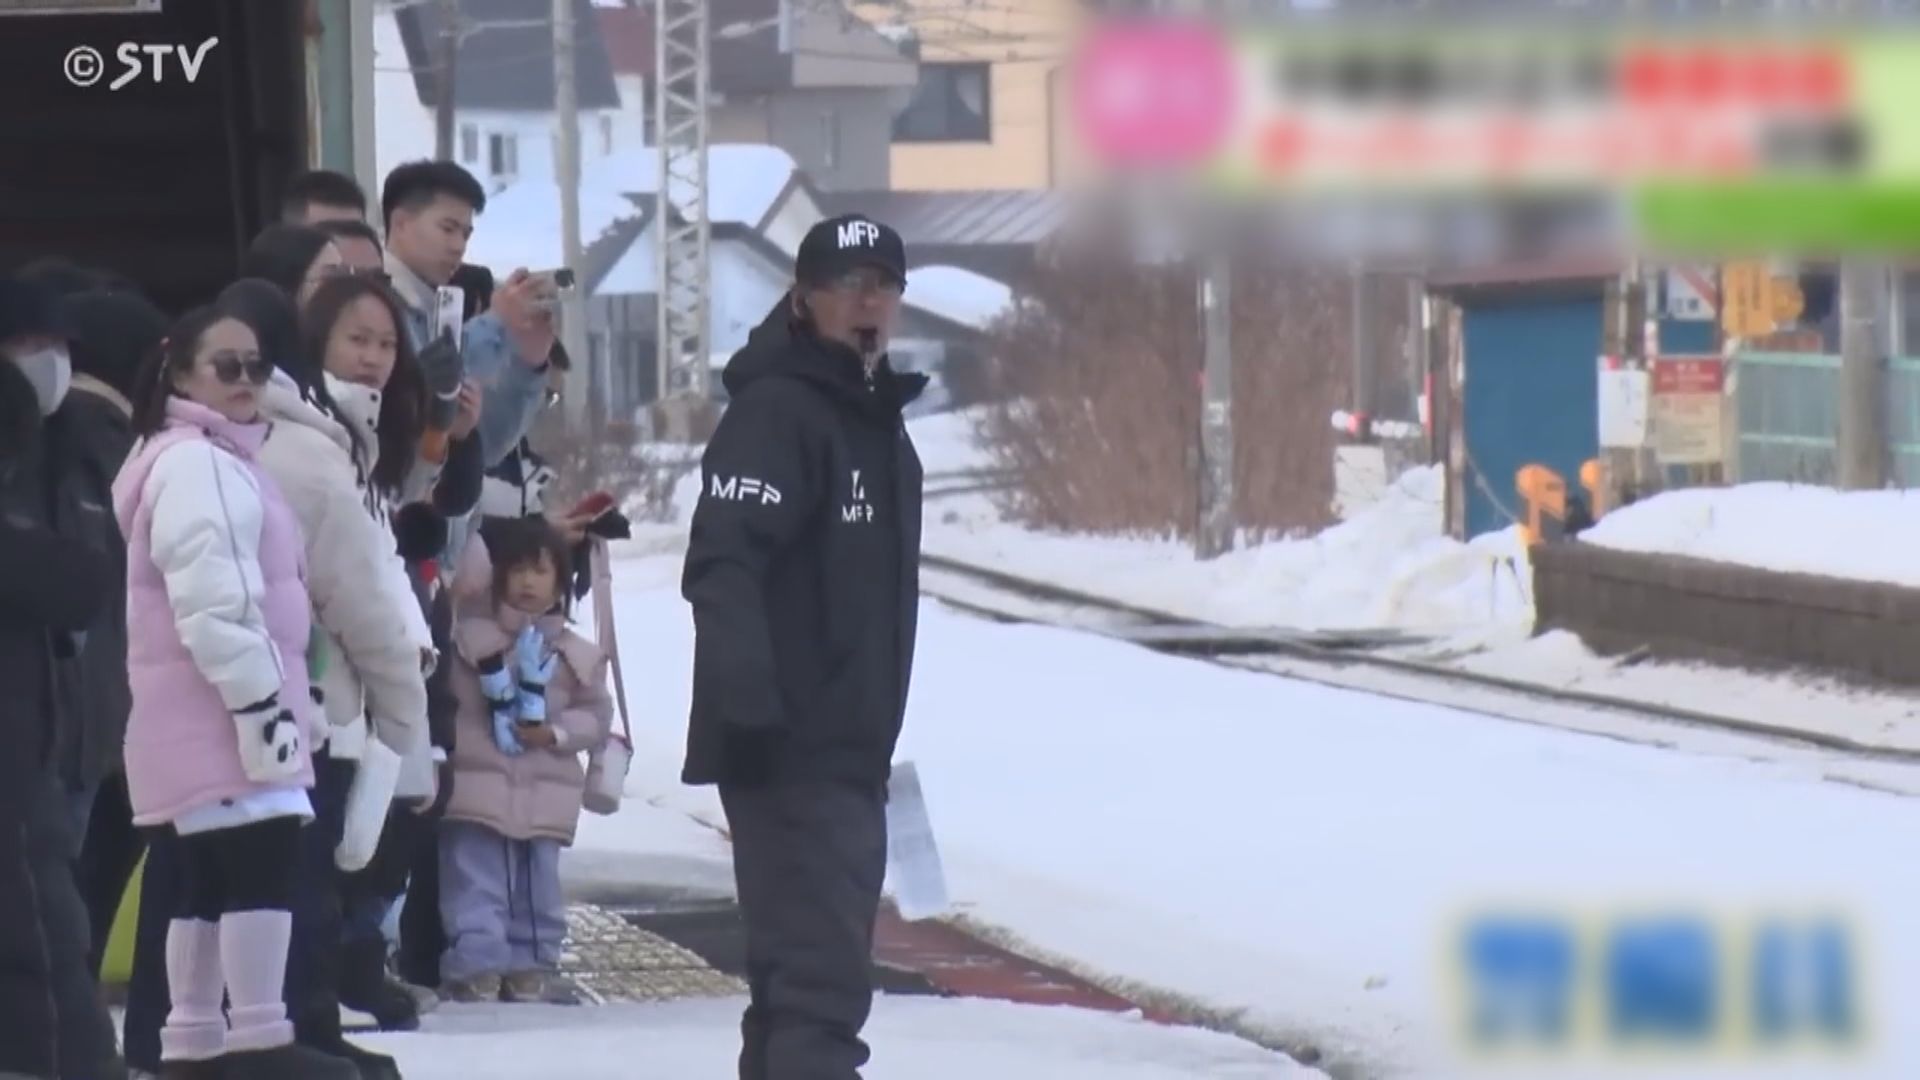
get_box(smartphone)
[571,490,616,521]
[434,285,465,348]
[532,268,577,291]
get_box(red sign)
[1653,357,1726,395]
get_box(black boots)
[219,1043,362,1080]
[159,1042,362,1080]
[297,997,405,1080]
[337,939,420,1033]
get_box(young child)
[438,516,614,1004]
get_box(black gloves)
[418,333,464,431]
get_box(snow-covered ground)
[571,552,1920,1079]
[364,997,1311,1079]
[909,411,1536,635]
[1581,483,1920,586]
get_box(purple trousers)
[437,820,565,981]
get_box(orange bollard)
[1579,458,1608,519]
[1515,464,1568,545]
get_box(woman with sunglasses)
[111,303,356,1080]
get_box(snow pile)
[927,464,1536,634]
[1581,482,1920,585]
[907,264,1015,331]
[468,144,799,276]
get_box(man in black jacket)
[51,288,165,978]
[682,214,925,1080]
[0,278,119,1079]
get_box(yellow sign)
[1720,261,1805,338]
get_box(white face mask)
[7,345,72,416]
[323,371,382,443]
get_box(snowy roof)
[464,143,799,276]
[906,264,1014,332]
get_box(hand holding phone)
[571,491,615,521]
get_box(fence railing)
[1730,352,1920,486]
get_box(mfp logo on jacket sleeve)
[707,474,783,506]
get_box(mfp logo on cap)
[838,220,882,248]
[799,213,906,284]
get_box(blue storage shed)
[1430,259,1726,538]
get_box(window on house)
[460,123,479,164]
[893,62,991,142]
[488,132,519,179]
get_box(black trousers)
[18,772,118,1076]
[0,794,58,1079]
[720,780,888,1080]
[287,755,352,1041]
[77,772,143,979]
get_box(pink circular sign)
[1072,21,1238,168]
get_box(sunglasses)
[204,352,274,386]
[818,269,904,297]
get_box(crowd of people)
[0,161,629,1080]
[0,154,928,1080]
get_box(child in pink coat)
[438,516,613,1005]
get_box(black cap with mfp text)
[795,214,906,287]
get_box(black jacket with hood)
[0,362,106,817]
[682,299,926,788]
[46,288,161,792]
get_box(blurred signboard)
[1452,906,1865,1066]
[1722,259,1807,337]
[1651,355,1727,464]
[1072,24,1920,250]
[1597,356,1650,449]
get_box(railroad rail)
[917,552,1920,787]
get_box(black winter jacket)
[681,302,926,787]
[0,413,106,815]
[43,384,133,792]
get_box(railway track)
[917,552,1920,787]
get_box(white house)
[373,0,631,195]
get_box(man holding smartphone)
[682,214,925,1080]
[379,161,556,470]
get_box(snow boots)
[337,939,420,1032]
[216,1043,361,1080]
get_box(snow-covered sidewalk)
[364,996,1307,1078]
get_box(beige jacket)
[256,379,430,769]
[444,539,613,845]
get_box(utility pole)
[1196,248,1235,559]
[653,0,714,442]
[1837,259,1889,489]
[435,0,459,161]
[1350,263,1373,431]
[553,0,591,433]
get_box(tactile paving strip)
[560,903,746,1004]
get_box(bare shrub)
[974,227,1351,540]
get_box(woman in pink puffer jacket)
[113,303,355,1080]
